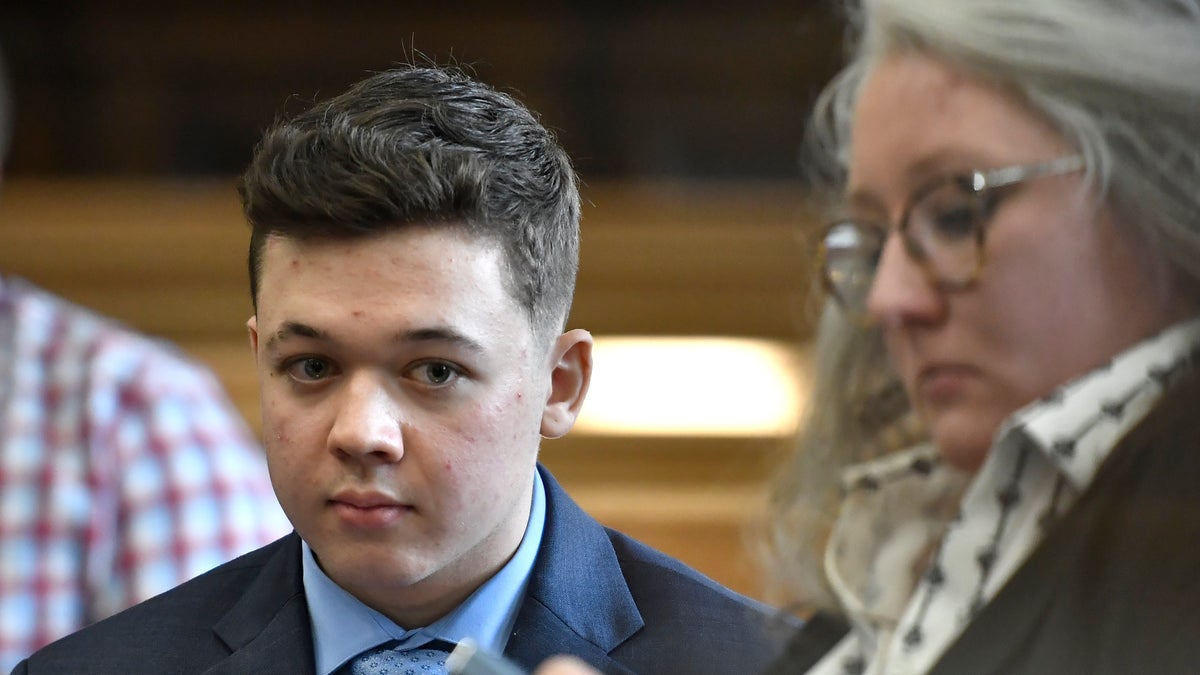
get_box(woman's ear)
[541,329,593,439]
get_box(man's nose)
[327,373,405,464]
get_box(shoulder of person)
[603,526,801,637]
[19,535,297,673]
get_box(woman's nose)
[866,234,946,328]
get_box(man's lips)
[329,490,413,527]
[330,490,408,509]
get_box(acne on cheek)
[263,401,292,445]
[268,419,290,446]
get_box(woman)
[540,0,1200,673]
[765,0,1200,672]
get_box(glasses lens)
[823,220,883,310]
[906,180,984,285]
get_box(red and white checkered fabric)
[0,276,291,671]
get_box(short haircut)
[240,65,581,340]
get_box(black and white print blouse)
[809,317,1200,675]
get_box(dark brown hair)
[240,64,581,339]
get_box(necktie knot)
[341,639,456,675]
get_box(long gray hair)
[762,305,921,609]
[763,0,1200,610]
[814,0,1200,285]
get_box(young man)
[15,65,793,674]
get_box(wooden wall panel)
[0,4,842,178]
[0,178,816,601]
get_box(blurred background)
[1,1,843,178]
[0,1,846,602]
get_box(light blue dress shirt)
[302,470,547,675]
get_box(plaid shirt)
[0,276,291,671]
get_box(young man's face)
[248,226,589,627]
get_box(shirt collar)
[825,316,1200,630]
[303,469,547,675]
[999,315,1200,490]
[828,444,969,629]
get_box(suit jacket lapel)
[204,533,317,675]
[196,472,644,674]
[505,467,641,674]
[506,599,637,675]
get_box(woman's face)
[851,52,1189,472]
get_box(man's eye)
[286,357,334,382]
[413,362,461,386]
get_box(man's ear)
[247,315,260,364]
[541,328,593,439]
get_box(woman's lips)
[917,364,976,405]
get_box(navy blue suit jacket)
[15,466,796,674]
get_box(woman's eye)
[932,205,978,239]
[912,181,984,243]
[285,357,334,382]
[413,362,461,386]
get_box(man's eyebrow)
[265,321,324,351]
[398,327,487,354]
[263,322,487,354]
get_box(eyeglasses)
[819,154,1086,313]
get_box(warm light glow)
[574,336,809,437]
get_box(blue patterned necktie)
[341,639,456,675]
